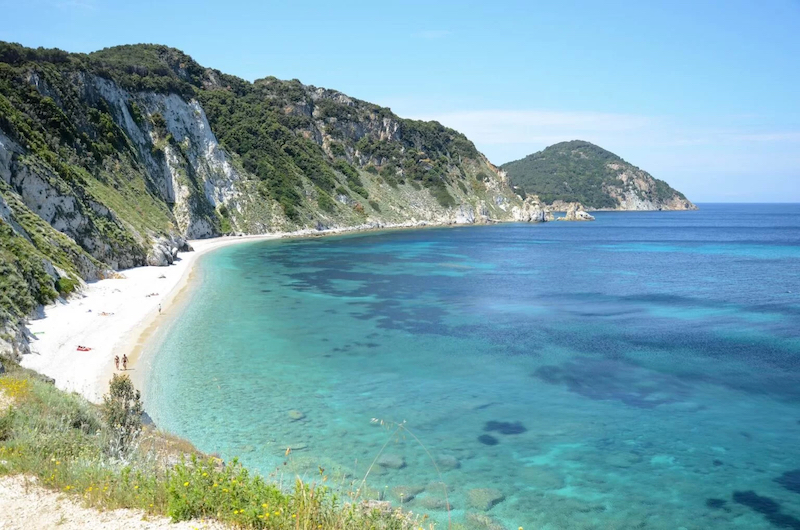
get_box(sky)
[1,0,799,202]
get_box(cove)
[144,204,800,529]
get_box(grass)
[0,363,434,529]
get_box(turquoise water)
[144,204,800,529]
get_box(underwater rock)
[376,454,406,469]
[436,454,461,470]
[478,434,499,446]
[467,488,505,511]
[426,481,451,495]
[418,495,452,511]
[776,469,800,494]
[390,484,424,502]
[465,511,507,530]
[287,409,305,421]
[484,420,527,435]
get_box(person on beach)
[158,303,161,314]
[122,354,128,370]
[114,355,119,370]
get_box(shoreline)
[20,219,474,403]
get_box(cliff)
[501,140,696,211]
[0,42,548,357]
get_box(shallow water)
[145,204,800,529]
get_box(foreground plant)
[0,362,431,529]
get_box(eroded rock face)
[0,318,31,363]
[557,202,595,221]
[607,164,696,211]
[512,196,551,222]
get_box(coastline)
[21,233,281,403]
[19,219,471,403]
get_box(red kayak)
[76,346,92,352]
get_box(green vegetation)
[0,40,518,341]
[102,374,144,454]
[501,140,688,209]
[0,184,98,326]
[0,365,429,529]
[316,190,336,213]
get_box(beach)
[19,220,446,404]
[21,233,281,403]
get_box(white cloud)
[730,132,800,142]
[409,109,652,147]
[398,106,800,200]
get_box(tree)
[102,374,143,455]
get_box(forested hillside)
[501,140,695,210]
[0,42,539,354]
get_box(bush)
[0,408,14,441]
[317,191,336,213]
[329,142,345,157]
[55,276,79,296]
[102,374,143,455]
[0,369,432,529]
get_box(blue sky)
[2,0,799,202]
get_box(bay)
[145,203,800,529]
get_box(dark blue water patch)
[734,491,800,529]
[484,421,527,435]
[706,498,728,510]
[734,491,782,515]
[777,470,800,494]
[147,204,800,530]
[478,434,499,446]
[533,357,692,408]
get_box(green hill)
[501,140,695,210]
[0,41,531,350]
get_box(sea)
[143,203,800,529]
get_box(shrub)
[0,408,14,441]
[127,100,144,125]
[55,276,79,296]
[329,142,346,157]
[317,191,336,213]
[102,374,143,455]
[430,184,455,208]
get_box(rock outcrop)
[512,196,553,222]
[556,202,595,221]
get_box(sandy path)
[0,475,226,530]
[22,234,280,403]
